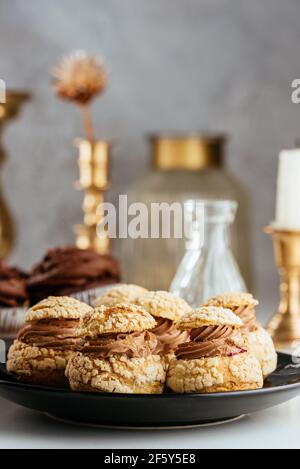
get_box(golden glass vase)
[0,91,30,258]
[74,139,111,255]
[265,226,300,351]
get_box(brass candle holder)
[0,90,30,258]
[74,139,111,255]
[264,226,300,350]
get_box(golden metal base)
[0,91,30,257]
[265,226,300,350]
[74,223,110,254]
[74,139,111,255]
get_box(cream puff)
[167,306,263,393]
[93,284,148,307]
[204,292,277,377]
[7,296,91,387]
[136,291,191,356]
[66,303,166,393]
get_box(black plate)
[0,353,300,428]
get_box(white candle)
[275,149,300,230]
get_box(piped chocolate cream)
[28,246,120,305]
[152,318,190,354]
[18,319,81,350]
[77,330,158,358]
[231,305,258,332]
[175,325,246,360]
[0,260,28,307]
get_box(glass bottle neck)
[203,222,231,249]
[205,221,230,237]
[187,221,231,251]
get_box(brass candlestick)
[0,90,30,258]
[264,226,300,350]
[74,139,110,254]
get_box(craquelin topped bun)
[204,292,258,331]
[25,296,92,322]
[66,302,166,394]
[204,292,258,309]
[178,306,243,330]
[204,293,277,377]
[79,303,156,337]
[167,306,263,393]
[136,291,191,322]
[94,284,148,307]
[7,296,90,388]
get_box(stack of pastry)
[167,306,263,393]
[204,293,277,377]
[7,296,91,387]
[66,303,166,393]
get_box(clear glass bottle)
[120,133,251,291]
[170,200,246,307]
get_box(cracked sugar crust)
[7,340,74,387]
[178,306,242,330]
[164,352,176,370]
[204,292,259,308]
[25,296,93,322]
[136,291,191,322]
[79,303,156,337]
[66,352,167,393]
[167,352,263,393]
[244,326,277,377]
[94,284,148,307]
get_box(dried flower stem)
[79,104,95,141]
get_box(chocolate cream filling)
[151,318,190,354]
[18,319,80,350]
[175,325,247,360]
[232,305,258,332]
[76,330,158,358]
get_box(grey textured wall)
[1,0,300,321]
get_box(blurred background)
[1,0,300,321]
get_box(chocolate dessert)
[167,307,264,393]
[65,303,166,393]
[0,260,28,307]
[7,296,92,387]
[27,246,120,304]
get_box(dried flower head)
[52,50,107,105]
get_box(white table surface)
[0,395,299,449]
